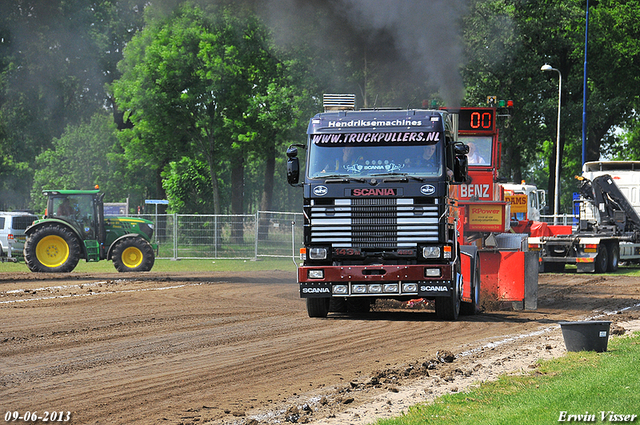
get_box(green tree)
[112,4,304,221]
[162,157,214,213]
[462,0,640,214]
[0,0,146,209]
[31,112,126,212]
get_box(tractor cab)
[45,190,105,243]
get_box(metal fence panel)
[138,212,303,260]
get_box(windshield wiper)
[321,174,367,183]
[320,174,349,179]
[370,172,425,182]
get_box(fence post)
[214,215,218,259]
[291,219,298,267]
[173,213,178,260]
[254,211,260,261]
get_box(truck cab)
[287,94,474,319]
[502,182,547,222]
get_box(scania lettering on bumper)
[300,283,332,297]
[299,281,451,297]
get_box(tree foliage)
[462,0,640,212]
[0,0,146,208]
[31,112,125,213]
[112,3,304,217]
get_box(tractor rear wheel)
[112,237,155,272]
[24,224,81,273]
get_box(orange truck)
[443,106,538,310]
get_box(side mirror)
[454,155,468,183]
[287,146,300,185]
[453,142,469,183]
[454,142,469,156]
[287,157,300,185]
[287,146,298,159]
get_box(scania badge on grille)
[313,185,328,196]
[420,184,436,195]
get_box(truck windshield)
[307,138,443,179]
[459,135,492,166]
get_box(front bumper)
[298,264,454,298]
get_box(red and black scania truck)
[286,94,480,320]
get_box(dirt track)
[1,270,640,425]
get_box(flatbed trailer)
[531,170,640,273]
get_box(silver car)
[0,212,38,260]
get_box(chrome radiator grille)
[309,198,440,248]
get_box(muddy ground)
[1,270,639,425]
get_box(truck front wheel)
[24,224,81,273]
[460,262,480,315]
[306,298,330,318]
[435,270,462,321]
[112,237,155,272]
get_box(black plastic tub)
[559,321,611,352]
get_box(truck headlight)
[425,268,441,277]
[368,284,383,293]
[333,285,348,294]
[309,247,328,260]
[308,269,324,279]
[383,283,399,293]
[402,283,418,293]
[423,246,441,259]
[352,284,367,294]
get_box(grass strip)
[376,331,640,425]
[0,257,298,274]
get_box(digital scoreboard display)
[457,108,496,132]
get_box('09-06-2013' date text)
[4,411,71,422]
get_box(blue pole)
[581,0,589,166]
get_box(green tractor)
[24,189,156,273]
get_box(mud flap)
[523,251,538,310]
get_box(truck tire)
[594,245,609,273]
[306,298,330,318]
[460,262,480,315]
[24,224,81,273]
[112,237,155,272]
[607,243,619,272]
[435,269,461,320]
[329,297,347,313]
[346,297,372,313]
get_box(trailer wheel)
[112,237,155,272]
[594,246,609,273]
[24,224,81,273]
[607,243,619,272]
[306,298,330,318]
[435,268,461,320]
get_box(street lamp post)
[541,64,562,225]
